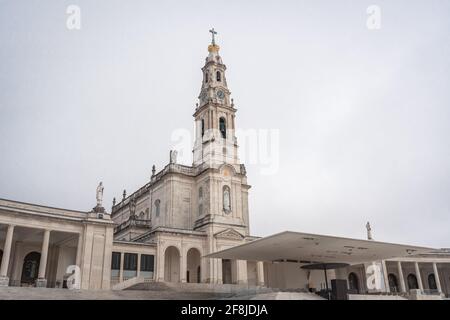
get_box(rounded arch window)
[348,272,360,293]
[428,274,437,290]
[407,274,418,290]
[219,117,226,139]
[216,71,221,82]
[388,274,399,292]
[223,185,231,213]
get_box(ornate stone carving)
[214,228,244,240]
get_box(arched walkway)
[407,274,418,290]
[186,248,201,283]
[164,246,180,283]
[21,251,41,286]
[388,274,399,292]
[348,272,360,293]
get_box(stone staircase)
[126,281,274,296]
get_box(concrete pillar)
[137,253,141,278]
[397,261,406,292]
[432,262,442,294]
[381,260,390,293]
[414,262,424,293]
[256,261,265,286]
[234,260,248,285]
[216,258,223,284]
[75,233,83,268]
[36,229,51,287]
[119,252,124,282]
[0,225,14,286]
[180,249,187,283]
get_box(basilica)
[1,32,450,300]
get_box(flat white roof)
[206,231,434,265]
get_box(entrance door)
[21,252,41,286]
[222,259,232,284]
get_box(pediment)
[214,228,245,240]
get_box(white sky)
[1,0,449,248]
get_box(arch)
[388,273,399,292]
[407,274,418,290]
[219,117,226,139]
[154,199,160,217]
[164,246,180,283]
[348,272,360,293]
[223,185,231,213]
[428,273,437,290]
[216,71,221,82]
[21,251,41,285]
[186,248,201,283]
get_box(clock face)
[216,90,225,99]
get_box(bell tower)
[193,29,240,168]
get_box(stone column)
[137,253,141,278]
[432,262,442,294]
[381,260,390,293]
[256,261,265,287]
[119,252,124,282]
[216,258,223,284]
[0,225,14,286]
[36,229,51,287]
[75,233,83,268]
[397,261,406,293]
[414,262,424,293]
[234,260,248,285]
[180,249,187,283]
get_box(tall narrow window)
[205,72,208,83]
[111,252,121,278]
[223,185,231,213]
[216,71,221,82]
[201,119,205,137]
[219,117,226,139]
[198,187,203,216]
[155,199,160,217]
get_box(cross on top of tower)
[209,28,217,45]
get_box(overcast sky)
[1,0,449,248]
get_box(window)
[219,117,226,139]
[124,253,137,271]
[198,187,203,216]
[155,199,160,217]
[123,253,138,279]
[388,274,399,292]
[201,119,205,137]
[141,254,154,272]
[216,71,221,82]
[205,72,208,83]
[111,252,121,278]
[407,274,418,290]
[348,272,359,293]
[428,274,437,290]
[223,185,231,213]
